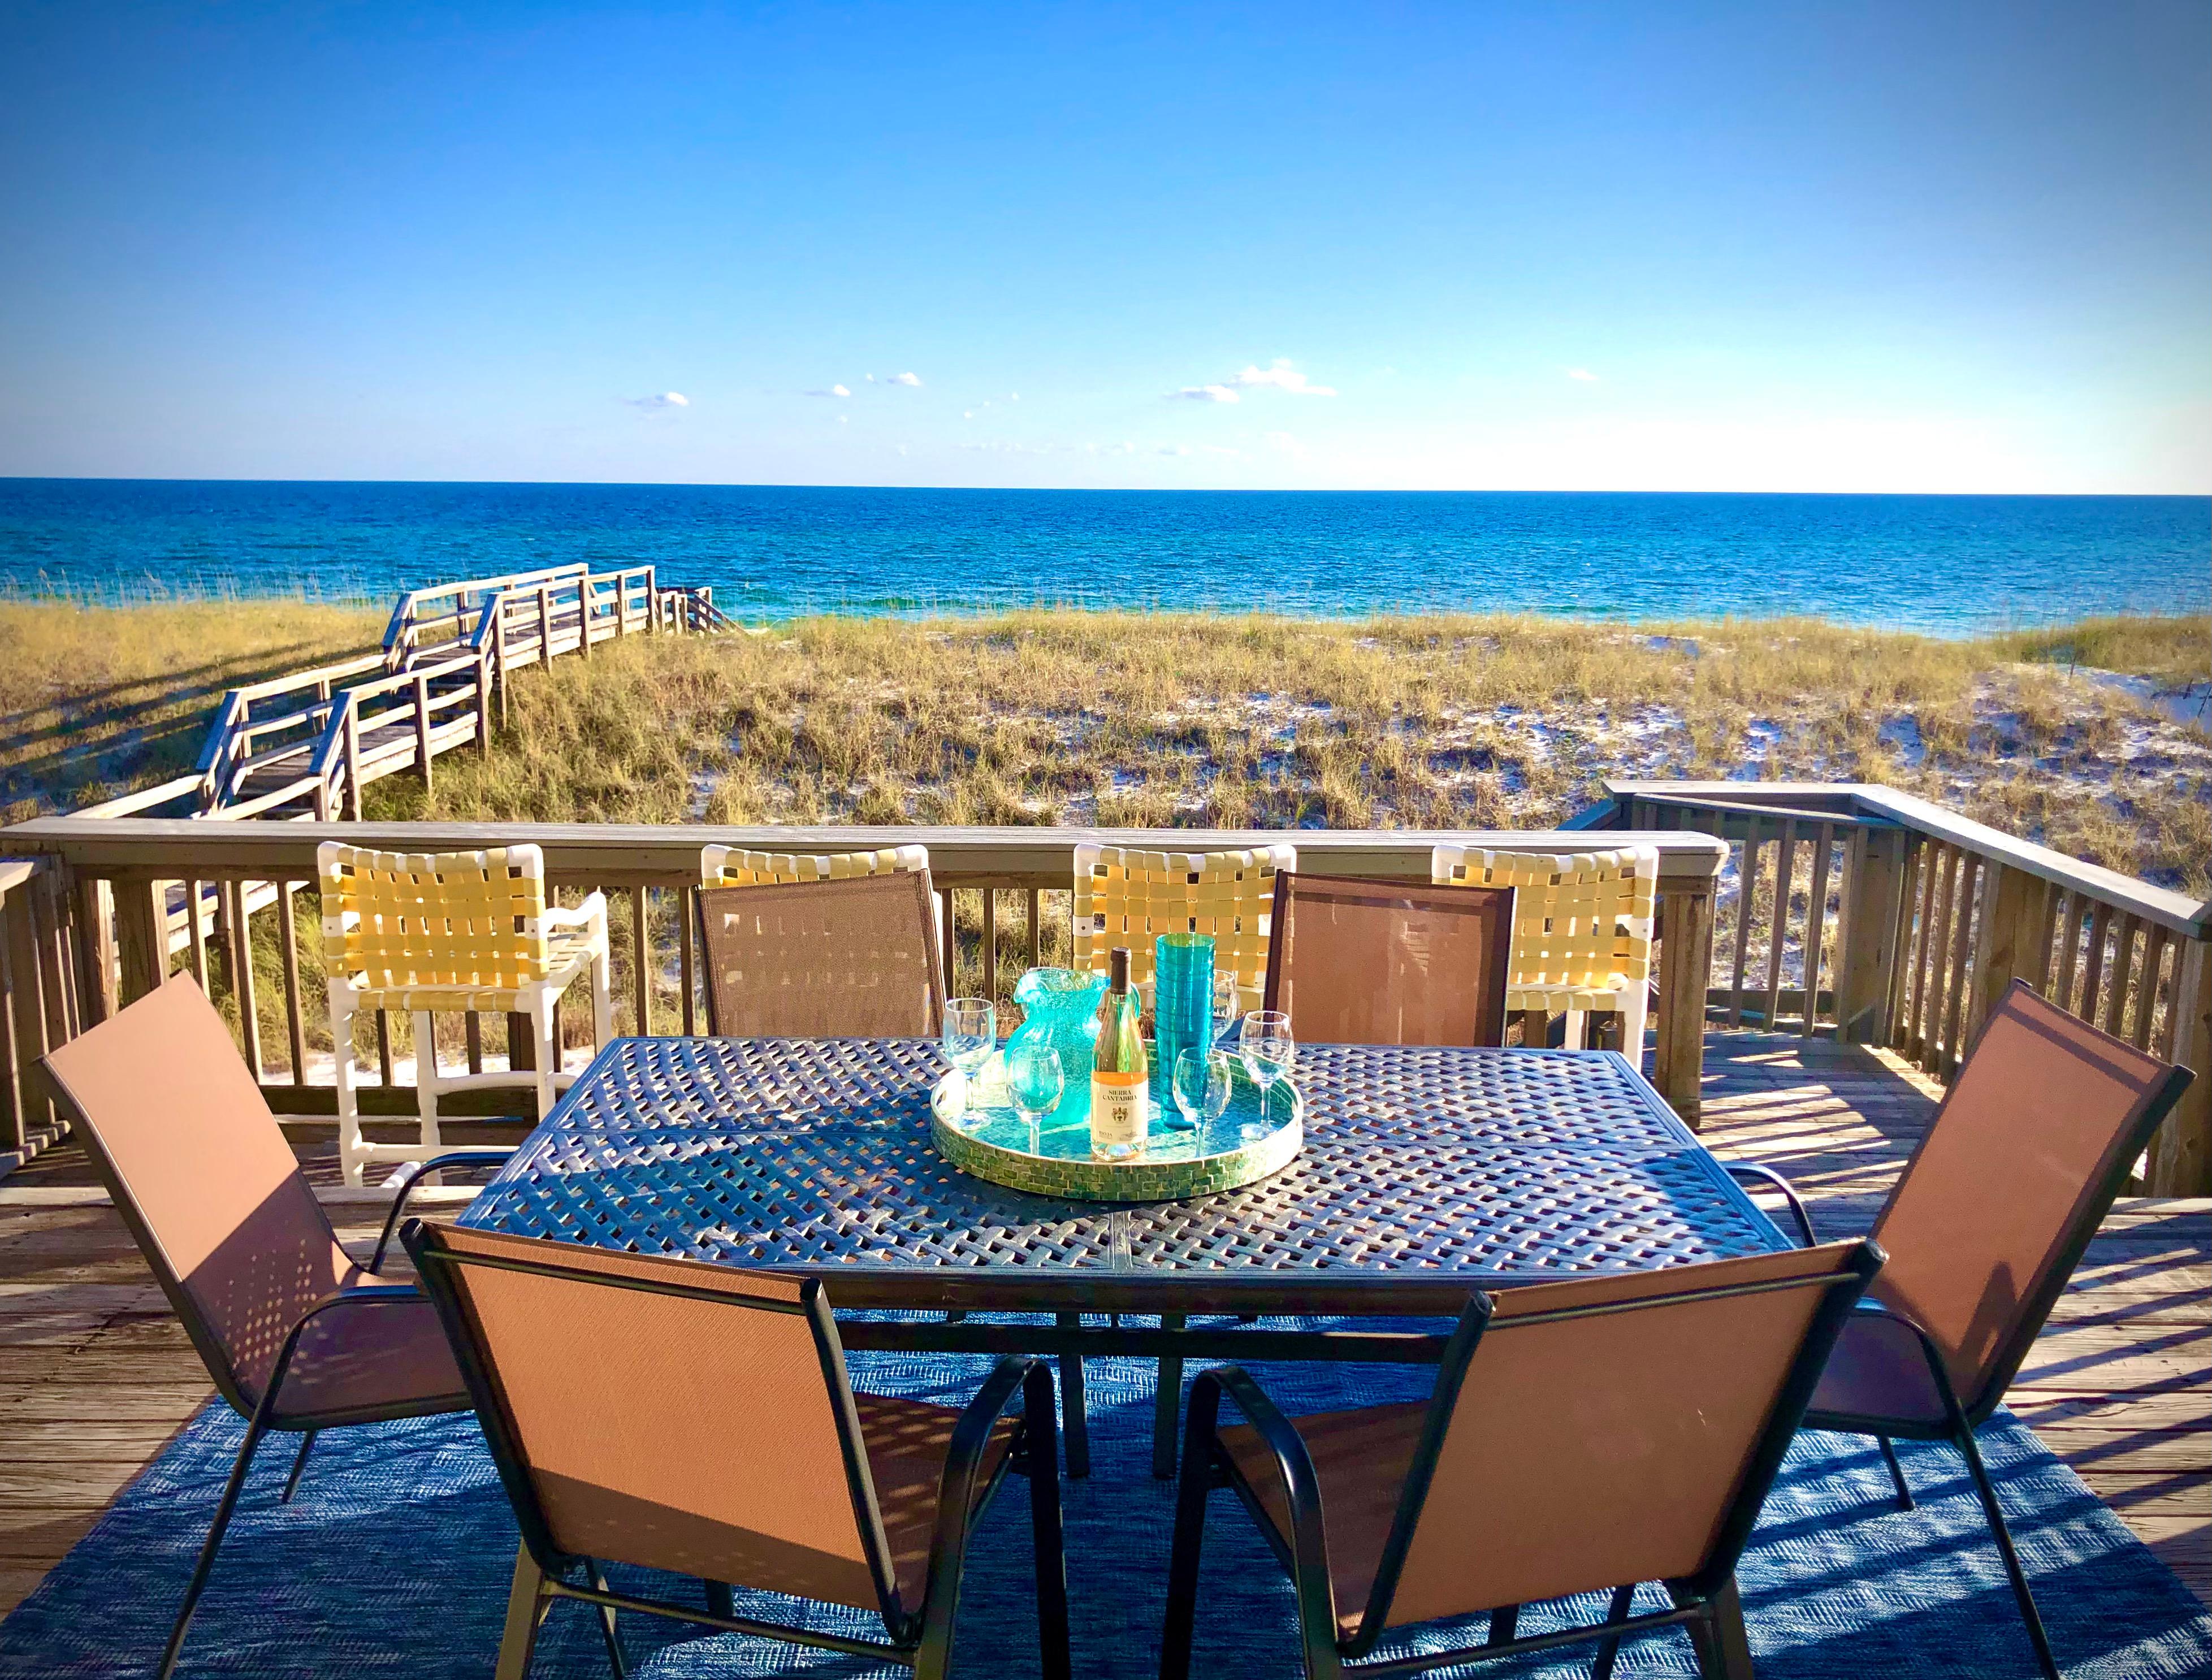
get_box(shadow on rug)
[2,1345,2206,1677]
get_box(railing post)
[1963,862,2046,1047]
[538,585,553,663]
[2147,938,2212,1196]
[580,578,594,659]
[343,693,364,820]
[414,670,434,791]
[1,870,52,1150]
[476,647,494,751]
[1653,871,1717,1128]
[73,875,116,1026]
[114,878,166,1005]
[1834,825,1906,1043]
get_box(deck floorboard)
[0,1030,2203,1619]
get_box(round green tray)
[929,1055,1302,1203]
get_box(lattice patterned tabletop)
[461,1037,1785,1314]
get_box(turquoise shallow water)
[1,479,2205,633]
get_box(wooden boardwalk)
[0,1033,2204,1622]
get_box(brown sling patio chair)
[696,868,946,1038]
[1262,874,1516,1047]
[402,1220,1070,1680]
[1161,1240,1884,1680]
[39,976,499,1680]
[1771,980,2192,1680]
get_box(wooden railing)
[0,858,82,1172]
[0,821,1730,1133]
[1582,782,2212,1194]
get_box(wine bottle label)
[1090,1070,1147,1156]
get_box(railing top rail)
[0,856,42,895]
[0,819,1729,884]
[1605,779,2210,937]
[383,564,592,647]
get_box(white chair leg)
[1621,989,1651,1072]
[529,995,557,1122]
[412,1008,442,1157]
[1564,1008,1588,1050]
[330,985,364,1188]
[590,945,613,1051]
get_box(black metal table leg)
[1054,1312,1089,1478]
[1152,1312,1187,1479]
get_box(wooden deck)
[0,1032,2204,1622]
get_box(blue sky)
[1,2,2206,491]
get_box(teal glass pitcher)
[1008,967,1109,1122]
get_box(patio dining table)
[457,1034,1790,1477]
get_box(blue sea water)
[1,479,2205,634]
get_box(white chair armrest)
[543,890,609,932]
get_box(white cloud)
[626,391,690,409]
[865,373,876,382]
[890,371,922,387]
[1159,444,1192,456]
[963,410,975,419]
[1566,368,1600,382]
[1265,430,1309,461]
[804,383,851,398]
[1170,384,1241,403]
[1231,360,1336,396]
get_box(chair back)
[1430,846,1657,1002]
[1869,979,2192,1419]
[319,841,555,992]
[700,843,930,887]
[1073,843,1293,1003]
[38,976,355,1417]
[405,1223,908,1623]
[1261,875,1514,1047]
[1354,1242,1880,1642]
[697,869,946,1037]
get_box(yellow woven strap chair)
[1430,844,1658,1054]
[1072,843,1296,1013]
[319,842,612,1185]
[699,843,930,887]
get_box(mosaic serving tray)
[929,1055,1302,1202]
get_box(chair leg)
[1876,1434,1915,1511]
[1484,1605,1518,1646]
[1023,1364,1072,1680]
[589,943,613,1051]
[413,1008,443,1158]
[330,986,365,1187]
[1590,1584,1638,1680]
[1564,1008,1587,1050]
[702,1581,733,1620]
[1674,1577,1754,1680]
[1055,1313,1089,1479]
[584,1562,626,1679]
[156,1415,269,1680]
[495,1547,550,1680]
[1621,988,1650,1071]
[1953,1424,2061,1680]
[1159,1391,1220,1680]
[529,995,557,1123]
[278,1430,317,1504]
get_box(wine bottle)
[1090,946,1149,1161]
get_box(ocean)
[1,479,2205,634]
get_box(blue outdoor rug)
[3,1344,2206,1678]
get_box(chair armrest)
[542,890,608,932]
[915,1356,1053,1635]
[1720,1161,1818,1249]
[255,1284,431,1419]
[369,1149,517,1274]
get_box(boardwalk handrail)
[0,819,1729,1130]
[1585,780,2211,1194]
[84,560,721,824]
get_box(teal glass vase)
[1008,967,1109,1122]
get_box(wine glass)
[1006,1041,1064,1154]
[1211,969,1241,1045]
[1172,1046,1233,1137]
[942,998,997,1108]
[1239,1010,1295,1141]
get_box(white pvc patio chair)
[1431,845,1658,1054]
[320,841,611,1184]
